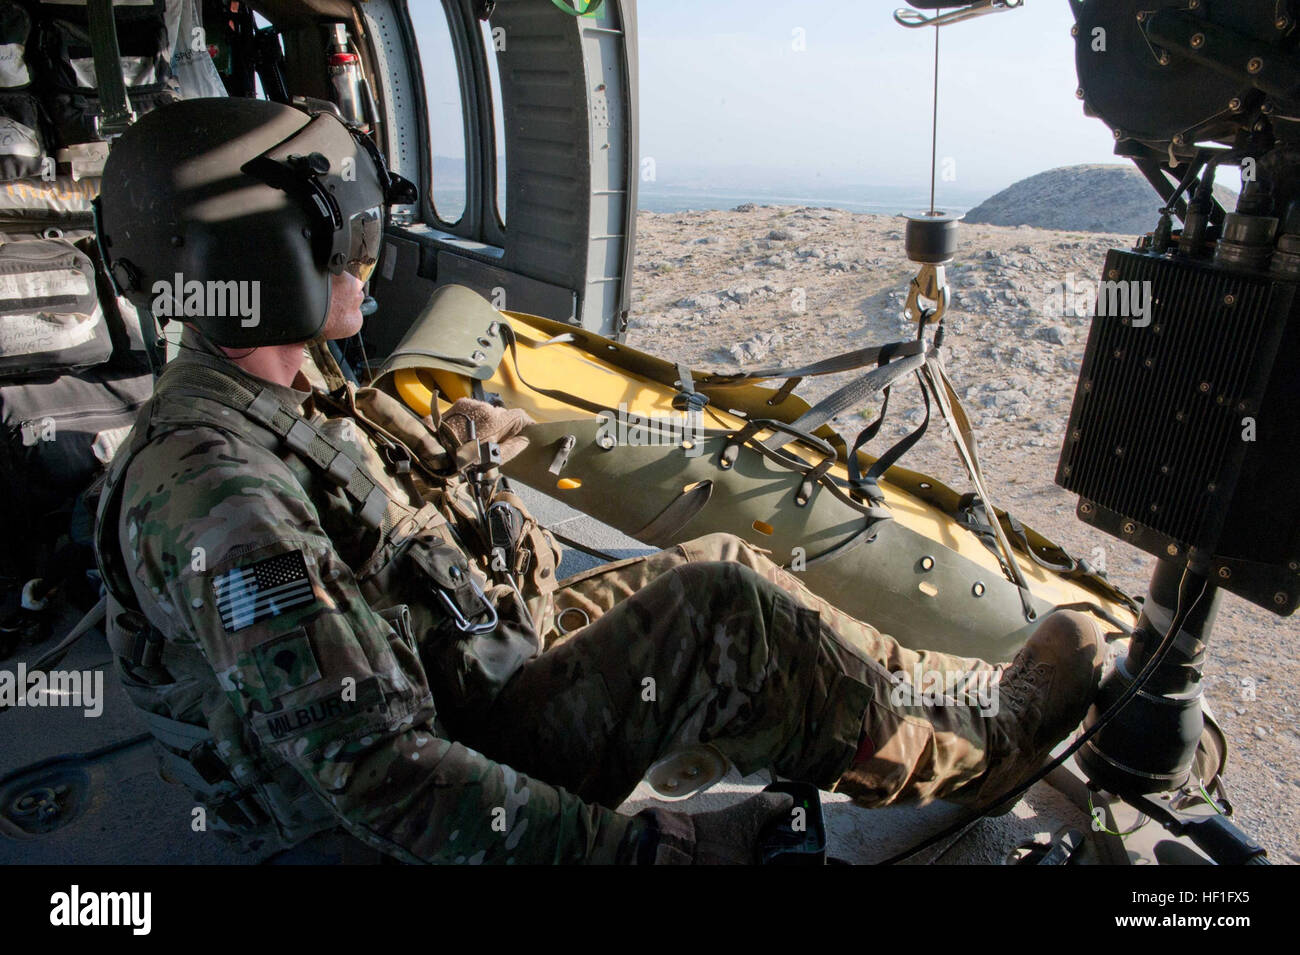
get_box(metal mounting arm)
[894,0,1023,30]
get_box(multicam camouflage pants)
[457,532,1004,809]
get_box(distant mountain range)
[430,155,989,215]
[429,157,1240,229]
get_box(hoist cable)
[929,24,940,214]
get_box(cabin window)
[408,1,468,226]
[480,17,507,226]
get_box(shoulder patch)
[214,550,316,632]
[253,627,323,694]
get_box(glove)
[639,791,796,865]
[440,397,534,463]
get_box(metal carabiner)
[435,575,499,635]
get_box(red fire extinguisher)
[326,23,370,133]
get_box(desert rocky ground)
[625,204,1300,863]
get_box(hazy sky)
[637,1,1122,197]
[416,1,1131,200]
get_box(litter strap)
[633,479,714,547]
[501,323,893,524]
[760,341,929,451]
[846,360,933,504]
[922,355,1036,619]
[720,417,891,522]
[500,324,616,418]
[699,339,922,386]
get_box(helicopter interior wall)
[219,0,636,361]
[247,0,355,27]
[355,0,638,350]
[361,233,579,362]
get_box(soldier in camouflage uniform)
[94,98,1105,865]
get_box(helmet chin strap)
[186,324,312,390]
[181,324,257,362]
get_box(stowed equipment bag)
[0,225,149,586]
[30,0,179,146]
[0,1,46,181]
[0,232,109,378]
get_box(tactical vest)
[93,349,561,851]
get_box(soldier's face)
[321,271,366,340]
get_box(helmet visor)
[344,206,384,283]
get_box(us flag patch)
[214,550,316,632]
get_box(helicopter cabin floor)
[0,483,1178,866]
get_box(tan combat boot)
[837,610,1106,808]
[946,609,1106,807]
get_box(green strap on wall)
[550,0,605,16]
[86,0,136,138]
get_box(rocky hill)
[964,163,1237,235]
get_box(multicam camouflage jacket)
[97,333,646,864]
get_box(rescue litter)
[595,404,705,457]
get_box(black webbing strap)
[719,417,891,521]
[790,520,880,570]
[953,493,1140,613]
[87,0,135,137]
[850,371,893,456]
[766,376,802,406]
[956,492,1076,574]
[848,369,934,504]
[633,480,714,546]
[721,417,837,473]
[155,354,394,531]
[759,340,929,451]
[672,362,709,413]
[699,339,921,386]
[500,324,613,417]
[923,355,1036,620]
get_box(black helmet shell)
[97,97,387,347]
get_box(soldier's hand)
[441,398,534,462]
[641,791,796,864]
